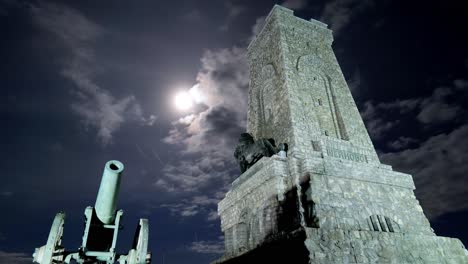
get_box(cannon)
[33,160,151,264]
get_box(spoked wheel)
[33,212,66,264]
[126,219,151,264]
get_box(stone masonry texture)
[215,5,468,264]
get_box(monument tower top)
[247,5,379,164]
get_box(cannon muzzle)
[95,160,124,224]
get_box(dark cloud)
[207,210,220,221]
[387,136,418,150]
[320,0,375,36]
[30,2,102,44]
[158,46,249,223]
[347,68,362,98]
[189,240,224,254]
[220,0,246,31]
[381,124,468,219]
[0,191,13,197]
[160,195,221,220]
[361,101,400,140]
[162,46,248,164]
[417,101,459,124]
[197,47,249,110]
[0,251,31,264]
[249,16,266,42]
[0,0,23,16]
[454,79,468,90]
[30,2,150,145]
[362,76,468,219]
[375,99,420,114]
[162,203,200,217]
[281,0,308,10]
[416,87,461,124]
[181,9,203,22]
[362,79,468,139]
[201,105,243,142]
[158,158,230,193]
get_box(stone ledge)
[231,155,287,188]
[218,155,288,215]
[318,157,415,189]
[309,18,328,28]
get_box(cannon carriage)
[33,160,151,264]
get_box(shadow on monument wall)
[216,183,312,263]
[218,228,309,264]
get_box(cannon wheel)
[127,219,151,264]
[33,212,65,264]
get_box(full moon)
[174,91,194,111]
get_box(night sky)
[1,0,468,263]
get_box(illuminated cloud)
[30,2,149,145]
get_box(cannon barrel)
[94,160,124,224]
[33,159,152,264]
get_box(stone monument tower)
[215,5,468,264]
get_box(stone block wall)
[304,228,468,264]
[218,153,435,259]
[218,156,289,256]
[215,5,468,263]
[247,5,380,164]
[305,165,433,235]
[247,8,293,147]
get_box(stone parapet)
[219,156,288,218]
[218,156,291,257]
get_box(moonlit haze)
[174,84,205,111]
[174,90,194,111]
[189,84,204,104]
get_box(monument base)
[305,228,468,264]
[214,227,468,264]
[215,5,468,264]
[212,228,309,264]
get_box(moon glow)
[174,91,194,111]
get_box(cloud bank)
[381,124,468,219]
[282,0,308,10]
[30,2,150,145]
[362,80,467,140]
[0,251,31,264]
[320,0,375,36]
[362,78,468,219]
[158,47,249,219]
[189,240,224,254]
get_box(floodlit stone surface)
[215,4,468,263]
